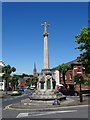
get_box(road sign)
[77,69,82,76]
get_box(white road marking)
[16,110,77,118]
[16,113,29,118]
[29,110,77,117]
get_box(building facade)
[0,60,5,78]
[59,59,88,91]
[0,60,5,90]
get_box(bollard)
[53,99,60,105]
[80,92,83,102]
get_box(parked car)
[58,87,68,95]
[11,91,22,96]
[30,86,35,90]
[58,86,79,96]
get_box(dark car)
[59,87,79,96]
[59,87,68,95]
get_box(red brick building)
[59,59,89,92]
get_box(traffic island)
[4,96,89,111]
[4,97,73,111]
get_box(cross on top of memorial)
[41,21,50,34]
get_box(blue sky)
[2,2,88,75]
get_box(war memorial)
[29,21,66,103]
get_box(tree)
[56,63,71,89]
[85,78,90,85]
[32,76,38,88]
[25,79,31,87]
[21,73,29,77]
[2,65,16,92]
[75,22,90,74]
[74,75,85,84]
[10,74,19,90]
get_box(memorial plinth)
[29,90,66,103]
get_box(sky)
[2,2,88,75]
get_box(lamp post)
[77,69,83,102]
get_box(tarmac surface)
[5,95,89,111]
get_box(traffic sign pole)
[77,69,83,102]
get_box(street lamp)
[77,69,83,102]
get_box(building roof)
[67,59,82,65]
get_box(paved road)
[2,90,33,108]
[0,99,2,120]
[1,90,33,119]
[2,93,29,108]
[1,90,89,119]
[2,105,89,118]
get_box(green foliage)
[84,78,90,85]
[2,65,16,90]
[56,63,71,73]
[25,79,31,86]
[21,73,29,77]
[10,74,19,90]
[74,75,85,84]
[2,65,16,80]
[25,82,31,87]
[75,22,90,74]
[2,65,16,74]
[32,76,38,87]
[86,80,90,85]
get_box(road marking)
[29,110,77,117]
[16,110,77,118]
[16,113,28,118]
[4,104,89,110]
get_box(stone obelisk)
[41,21,50,70]
[37,21,53,92]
